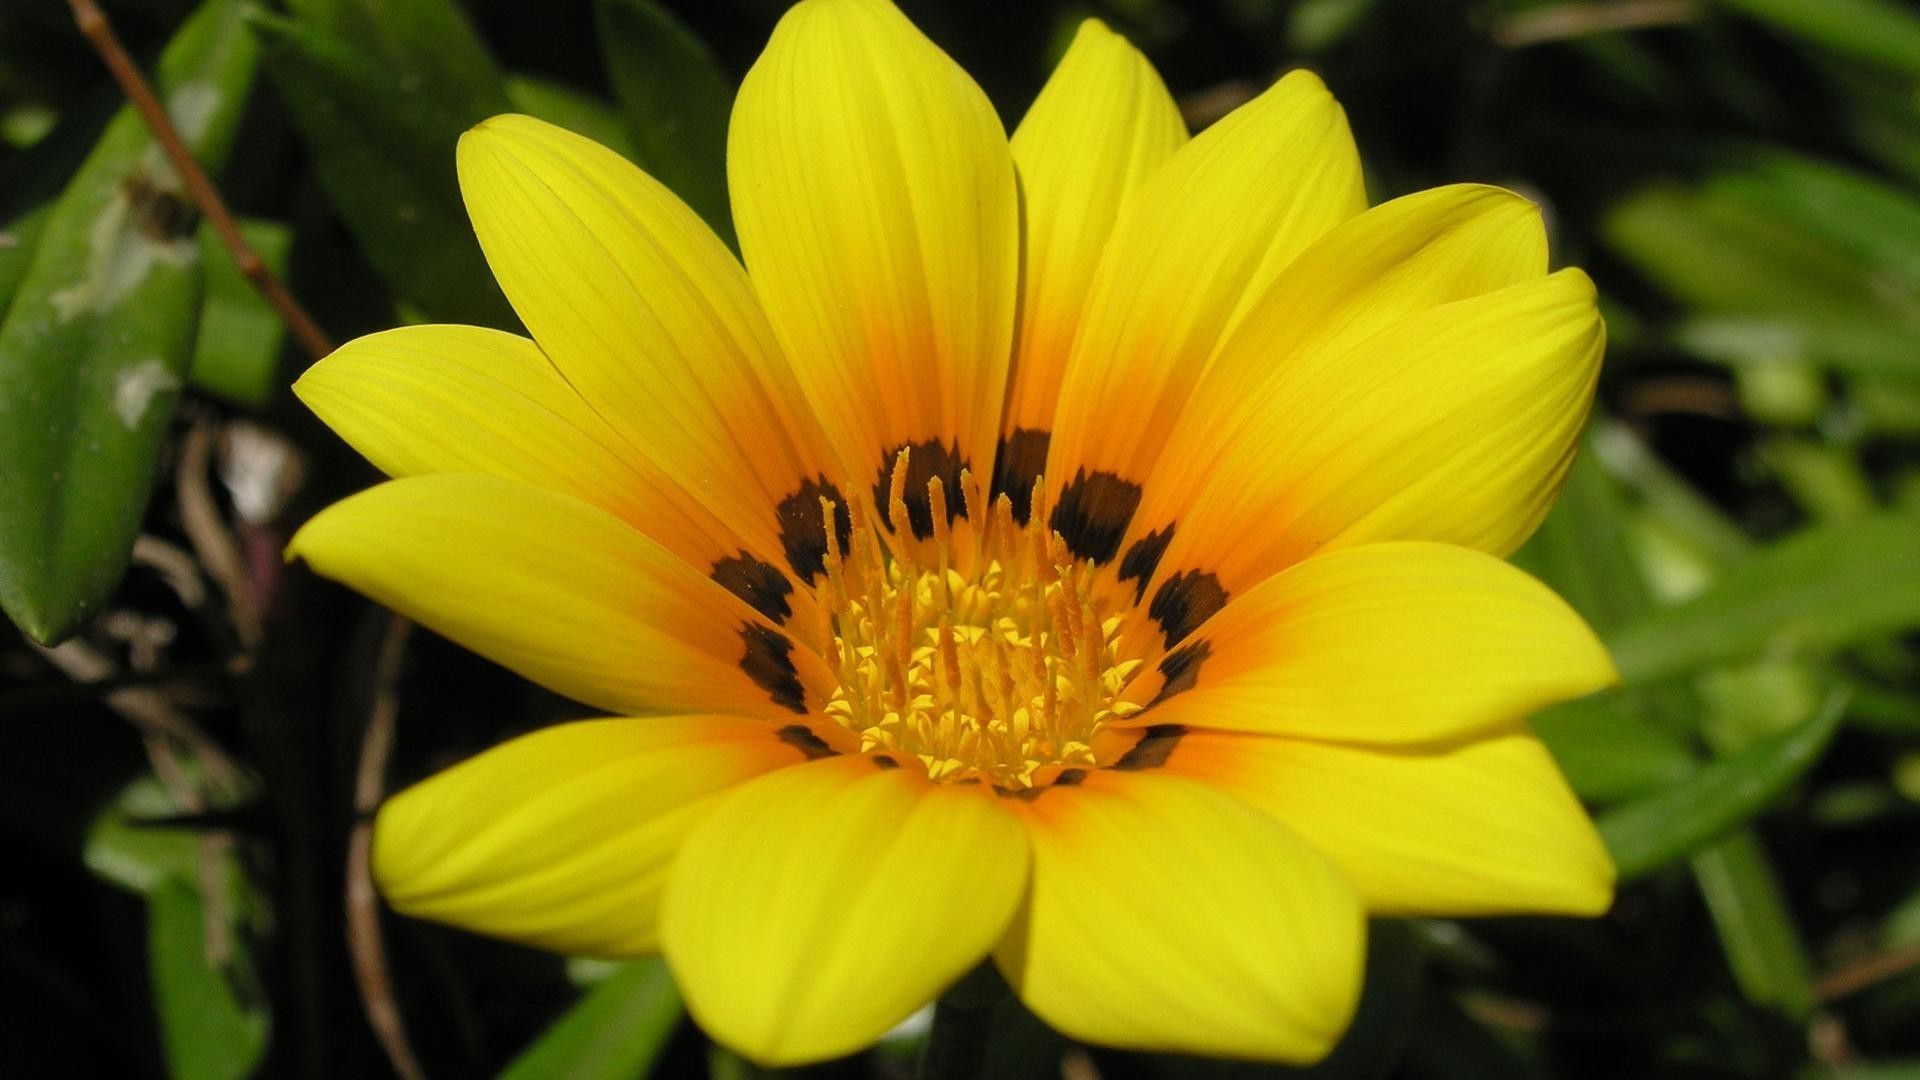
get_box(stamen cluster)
[815,452,1143,789]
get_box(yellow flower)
[289,0,1615,1065]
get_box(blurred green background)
[4,0,1920,1076]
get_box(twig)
[1816,941,1920,1002]
[35,638,246,796]
[346,615,425,1080]
[36,636,247,967]
[1494,0,1700,48]
[178,420,264,653]
[67,0,335,362]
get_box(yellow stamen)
[816,457,1139,789]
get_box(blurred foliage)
[3,0,1920,1076]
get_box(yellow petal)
[294,325,768,586]
[1038,70,1365,544]
[999,19,1185,474]
[729,0,1018,541]
[374,715,816,955]
[661,755,1026,1065]
[457,114,851,601]
[1125,542,1616,743]
[1110,184,1550,592]
[1151,728,1615,916]
[1130,268,1604,612]
[287,474,835,718]
[996,768,1364,1062]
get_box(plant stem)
[67,0,336,362]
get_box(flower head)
[290,0,1615,1064]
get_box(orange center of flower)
[813,451,1144,789]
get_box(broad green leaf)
[498,958,681,1080]
[1606,185,1920,378]
[0,93,118,317]
[1289,0,1382,52]
[1518,445,1702,792]
[1858,375,1920,437]
[1606,507,1920,684]
[284,0,509,128]
[1514,447,1657,633]
[1710,154,1920,290]
[1691,830,1816,1016]
[0,0,259,644]
[187,217,289,407]
[1531,693,1699,803]
[594,0,735,246]
[85,775,204,896]
[1841,674,1920,737]
[149,874,269,1080]
[1764,437,1878,523]
[504,75,636,161]
[1598,694,1843,880]
[246,9,516,327]
[1714,0,1920,78]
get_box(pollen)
[815,449,1146,790]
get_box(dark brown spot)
[1050,470,1142,565]
[1150,640,1211,705]
[871,439,969,539]
[1117,526,1174,604]
[1054,767,1088,786]
[739,624,806,713]
[776,724,836,759]
[1113,724,1185,770]
[711,551,793,623]
[991,428,1050,525]
[123,172,197,241]
[1149,570,1228,649]
[872,754,900,769]
[776,476,852,583]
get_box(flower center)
[814,451,1144,789]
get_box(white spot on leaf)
[113,359,179,429]
[165,83,220,144]
[48,177,197,322]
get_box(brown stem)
[34,638,246,796]
[1817,942,1920,1003]
[1493,0,1700,48]
[178,420,264,653]
[346,615,425,1080]
[67,0,335,362]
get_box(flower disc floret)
[818,451,1144,789]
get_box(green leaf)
[1289,0,1382,52]
[1530,693,1699,803]
[1513,446,1657,633]
[497,958,682,1080]
[1712,154,1920,291]
[594,0,736,247]
[247,7,516,327]
[1,96,117,319]
[1605,185,1920,379]
[284,0,511,127]
[187,216,289,406]
[504,75,636,161]
[0,0,259,644]
[149,874,269,1080]
[1597,693,1843,880]
[1606,507,1920,684]
[85,776,204,896]
[1691,830,1816,1016]
[1714,0,1920,78]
